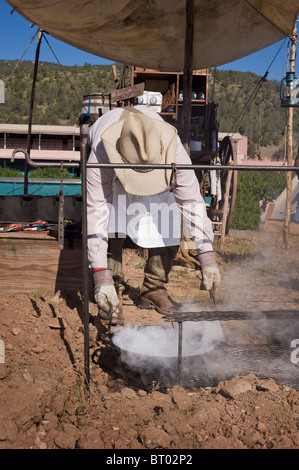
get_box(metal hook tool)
[210,285,217,308]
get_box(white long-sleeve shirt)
[87,105,214,269]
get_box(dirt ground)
[0,229,298,451]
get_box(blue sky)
[0,0,297,82]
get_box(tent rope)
[4,29,39,83]
[227,38,287,137]
[42,33,94,119]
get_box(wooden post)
[283,23,297,248]
[121,65,127,89]
[181,0,194,154]
[219,166,233,252]
[112,64,119,89]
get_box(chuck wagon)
[80,65,238,249]
[130,66,238,246]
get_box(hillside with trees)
[210,68,299,158]
[1,60,298,159]
[0,60,125,126]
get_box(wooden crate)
[0,232,92,295]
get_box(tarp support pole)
[25,29,43,194]
[181,0,194,155]
[283,21,297,249]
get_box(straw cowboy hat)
[101,109,177,196]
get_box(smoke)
[219,230,299,312]
[111,233,299,388]
[112,321,225,371]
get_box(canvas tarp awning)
[5,0,299,71]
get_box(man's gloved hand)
[196,251,221,291]
[93,268,121,322]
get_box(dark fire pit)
[109,311,299,391]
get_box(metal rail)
[11,147,297,391]
[10,150,297,171]
[80,143,90,390]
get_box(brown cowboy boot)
[138,245,181,315]
[138,287,180,315]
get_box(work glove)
[93,268,120,320]
[196,251,221,291]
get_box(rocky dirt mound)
[0,230,298,449]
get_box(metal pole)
[181,0,194,154]
[25,29,43,194]
[178,322,183,386]
[19,152,297,172]
[80,141,90,392]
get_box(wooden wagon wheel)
[218,135,238,235]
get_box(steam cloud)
[112,321,225,362]
[111,232,298,388]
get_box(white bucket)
[190,140,203,151]
[137,91,162,112]
[137,91,148,105]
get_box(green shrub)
[231,171,287,230]
[29,167,74,179]
[0,167,23,177]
